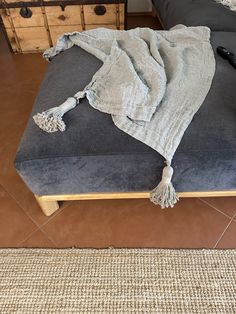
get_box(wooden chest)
[0,0,127,53]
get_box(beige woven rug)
[0,249,235,313]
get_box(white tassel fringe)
[33,91,85,133]
[150,161,179,209]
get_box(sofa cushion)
[15,31,236,195]
[153,0,236,31]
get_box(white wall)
[127,0,152,12]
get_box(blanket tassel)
[150,161,179,209]
[33,91,85,133]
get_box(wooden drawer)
[85,24,116,30]
[8,7,44,27]
[45,5,82,26]
[15,27,50,52]
[83,4,117,25]
[85,24,125,31]
[49,25,83,45]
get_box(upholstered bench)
[15,31,236,216]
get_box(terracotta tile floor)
[0,16,236,248]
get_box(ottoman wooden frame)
[35,190,236,216]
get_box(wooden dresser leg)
[35,195,59,216]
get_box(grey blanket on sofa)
[33,25,215,208]
[215,0,236,11]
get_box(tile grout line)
[37,227,58,247]
[38,201,74,230]
[0,183,71,247]
[213,212,236,248]
[19,202,77,247]
[18,226,58,247]
[17,202,74,247]
[199,197,235,220]
[17,227,52,247]
[36,202,77,247]
[1,179,76,246]
[0,183,39,232]
[0,182,68,228]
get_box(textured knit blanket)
[34,25,215,208]
[215,0,236,11]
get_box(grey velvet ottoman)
[15,31,236,216]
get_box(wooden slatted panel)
[8,7,44,27]
[49,24,83,44]
[0,9,11,28]
[4,0,40,3]
[5,27,19,51]
[45,5,82,26]
[15,26,49,52]
[119,3,125,24]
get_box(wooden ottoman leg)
[35,195,59,216]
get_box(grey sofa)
[152,0,236,31]
[15,0,236,215]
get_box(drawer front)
[85,24,117,30]
[15,26,49,52]
[8,7,44,28]
[49,25,82,45]
[83,4,117,25]
[45,5,82,26]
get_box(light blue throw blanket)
[33,26,215,208]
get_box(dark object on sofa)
[217,46,236,69]
[15,31,236,196]
[152,0,236,31]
